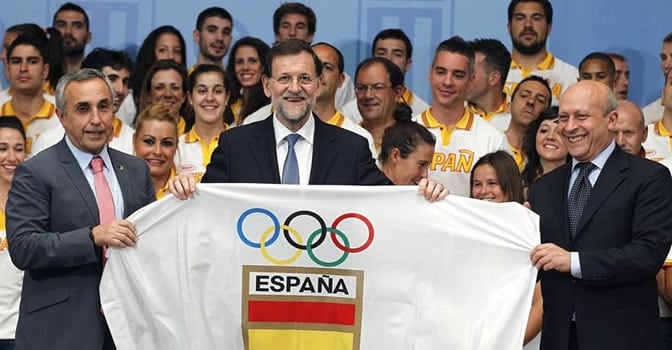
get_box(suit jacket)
[528,146,672,350]
[202,114,391,185]
[6,139,155,350]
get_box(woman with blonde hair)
[133,104,178,199]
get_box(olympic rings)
[237,208,374,266]
[261,225,302,265]
[307,227,349,267]
[331,213,374,253]
[283,210,327,250]
[237,208,280,248]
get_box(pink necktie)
[90,156,115,265]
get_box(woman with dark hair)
[226,37,270,126]
[378,113,435,185]
[469,150,541,345]
[0,116,26,349]
[137,60,191,135]
[521,106,569,189]
[176,64,231,181]
[355,57,410,154]
[131,26,186,108]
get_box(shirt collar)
[510,52,556,70]
[65,135,113,173]
[273,112,315,147]
[571,141,615,171]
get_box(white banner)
[100,184,539,350]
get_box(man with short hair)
[416,36,508,197]
[32,48,136,155]
[643,70,672,161]
[611,100,647,157]
[170,39,445,199]
[643,32,672,125]
[191,7,233,71]
[529,79,672,350]
[504,75,552,168]
[607,53,630,100]
[0,34,61,156]
[6,68,155,349]
[466,38,512,131]
[341,29,429,123]
[505,0,578,105]
[578,52,615,89]
[52,2,91,73]
[272,2,354,109]
[242,42,376,157]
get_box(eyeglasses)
[355,84,392,94]
[272,75,318,86]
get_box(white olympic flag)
[100,184,540,350]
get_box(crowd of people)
[0,0,671,349]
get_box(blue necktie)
[567,162,596,240]
[282,134,301,184]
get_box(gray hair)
[55,68,114,111]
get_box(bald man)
[611,100,647,157]
[529,80,672,350]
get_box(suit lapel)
[309,116,339,184]
[575,148,627,237]
[554,163,572,247]
[109,150,131,217]
[249,116,281,183]
[57,140,99,223]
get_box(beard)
[275,92,315,125]
[63,41,86,58]
[512,36,547,56]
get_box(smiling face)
[262,51,320,131]
[385,142,434,185]
[234,46,262,89]
[0,127,25,185]
[471,164,507,202]
[133,119,177,179]
[429,51,473,110]
[148,69,185,119]
[557,81,616,162]
[535,118,568,164]
[189,71,229,125]
[356,62,400,124]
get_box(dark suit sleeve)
[354,137,392,185]
[6,164,98,270]
[201,133,230,183]
[580,165,672,286]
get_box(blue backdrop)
[1,0,668,106]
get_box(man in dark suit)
[6,68,155,349]
[529,80,672,350]
[171,39,446,199]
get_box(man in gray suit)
[6,68,155,349]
